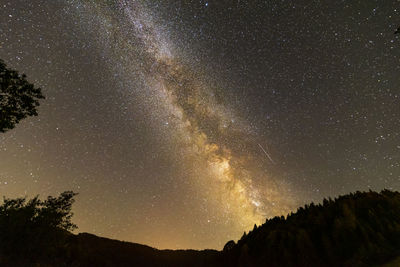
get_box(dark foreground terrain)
[2,190,400,266]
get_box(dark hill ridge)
[66,233,221,266]
[2,190,400,266]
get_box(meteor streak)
[258,143,276,164]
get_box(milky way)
[0,0,399,249]
[73,0,295,230]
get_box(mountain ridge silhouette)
[2,190,400,266]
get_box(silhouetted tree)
[223,240,236,251]
[0,59,44,132]
[0,191,77,264]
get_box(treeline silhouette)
[2,190,400,266]
[0,191,77,265]
[223,189,400,266]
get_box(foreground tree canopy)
[0,191,77,263]
[0,59,44,133]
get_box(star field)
[0,0,399,250]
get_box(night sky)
[0,0,399,250]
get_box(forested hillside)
[223,190,400,266]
